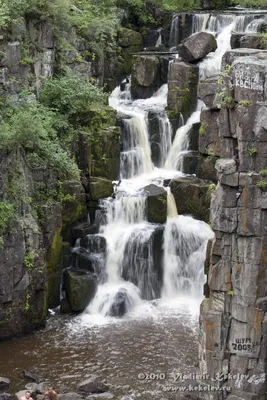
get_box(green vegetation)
[200,123,207,136]
[24,251,36,273]
[256,180,267,189]
[248,147,257,156]
[232,0,267,8]
[259,168,267,176]
[0,201,15,247]
[239,100,252,106]
[207,147,216,161]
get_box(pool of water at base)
[0,299,201,400]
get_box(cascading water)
[169,15,180,49]
[190,12,267,78]
[77,10,266,320]
[162,216,214,299]
[84,84,213,317]
[165,102,204,171]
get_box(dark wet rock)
[143,184,167,224]
[60,297,73,314]
[23,370,42,383]
[167,61,199,121]
[109,289,128,317]
[90,178,113,201]
[143,30,161,48]
[70,247,95,272]
[188,122,200,151]
[170,176,212,222]
[65,270,97,312]
[182,151,199,175]
[151,225,165,287]
[78,375,108,394]
[72,223,98,241]
[80,234,106,254]
[131,55,160,99]
[177,32,217,63]
[147,111,162,166]
[58,393,83,400]
[0,378,10,391]
[231,33,264,50]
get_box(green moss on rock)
[46,226,63,309]
[170,176,212,222]
[64,269,97,312]
[144,184,167,224]
[90,177,113,200]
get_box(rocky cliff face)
[0,16,122,339]
[199,49,267,400]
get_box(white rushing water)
[165,101,204,171]
[80,9,266,320]
[82,78,213,319]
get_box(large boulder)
[177,32,217,63]
[64,270,97,312]
[131,55,160,99]
[90,177,113,201]
[78,375,108,394]
[170,176,213,222]
[143,184,167,224]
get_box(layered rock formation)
[199,49,267,400]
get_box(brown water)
[0,300,200,399]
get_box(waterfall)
[192,14,210,33]
[166,187,178,218]
[245,17,267,32]
[169,15,179,48]
[119,113,153,178]
[158,113,172,167]
[155,28,162,47]
[165,103,203,171]
[162,216,214,299]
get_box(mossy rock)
[60,297,72,314]
[170,176,212,222]
[90,126,121,180]
[46,226,63,309]
[64,269,97,312]
[61,180,87,242]
[118,28,143,48]
[144,184,167,224]
[90,177,113,200]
